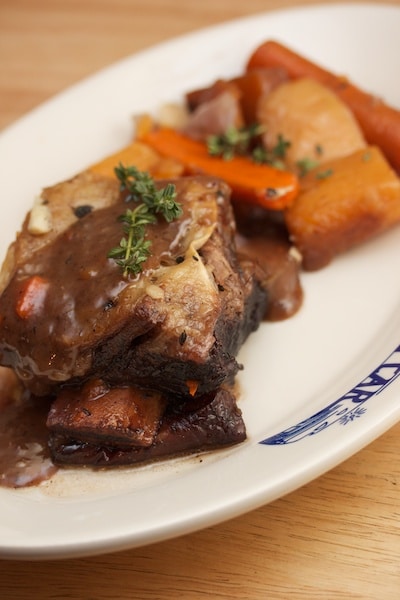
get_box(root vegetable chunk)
[258,78,366,171]
[285,146,400,270]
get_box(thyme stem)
[107,165,182,276]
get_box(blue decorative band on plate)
[260,345,400,445]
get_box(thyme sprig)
[296,157,319,178]
[252,133,291,169]
[108,164,182,276]
[207,124,264,160]
[207,125,292,171]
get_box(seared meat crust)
[48,386,246,467]
[0,172,267,399]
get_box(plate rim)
[1,1,400,560]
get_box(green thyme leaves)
[206,125,334,181]
[207,125,292,170]
[252,134,291,169]
[207,124,265,160]
[114,164,181,222]
[108,164,182,276]
[296,157,319,177]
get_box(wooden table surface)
[1,0,400,598]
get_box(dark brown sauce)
[0,199,303,488]
[0,367,57,488]
[234,202,303,321]
[238,234,303,321]
[0,178,220,393]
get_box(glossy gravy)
[0,368,56,487]
[0,205,303,488]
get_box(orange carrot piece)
[186,380,199,397]
[16,275,49,319]
[141,127,299,210]
[246,40,400,172]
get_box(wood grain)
[1,1,400,598]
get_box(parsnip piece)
[258,78,367,170]
[285,146,400,270]
[157,102,189,130]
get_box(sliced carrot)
[247,40,330,83]
[16,275,49,320]
[186,380,199,397]
[246,40,400,172]
[140,127,299,210]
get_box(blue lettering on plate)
[260,345,400,445]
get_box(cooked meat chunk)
[0,172,267,399]
[47,379,166,448]
[48,386,246,467]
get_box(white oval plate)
[1,2,400,560]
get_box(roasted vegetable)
[140,126,299,210]
[285,146,400,270]
[186,67,289,125]
[247,40,400,172]
[89,140,184,180]
[257,77,366,173]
